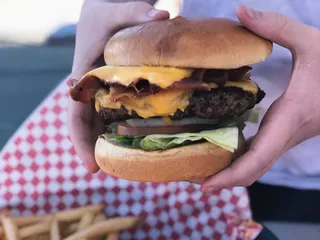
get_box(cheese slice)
[95,88,190,119]
[207,80,258,94]
[84,65,258,94]
[83,66,193,89]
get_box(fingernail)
[147,9,160,18]
[244,6,262,19]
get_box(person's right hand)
[200,5,320,192]
[68,1,169,173]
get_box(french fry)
[77,212,95,230]
[4,203,104,239]
[12,204,104,226]
[77,212,96,240]
[93,213,106,224]
[94,215,119,240]
[24,234,50,240]
[1,204,107,240]
[56,204,104,222]
[64,207,103,236]
[18,222,51,238]
[63,222,78,237]
[63,217,141,240]
[60,220,77,239]
[13,215,51,227]
[91,213,107,240]
[1,209,19,240]
[106,232,119,240]
[50,216,61,240]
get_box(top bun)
[104,17,273,69]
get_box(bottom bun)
[94,134,245,182]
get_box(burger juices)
[69,17,272,182]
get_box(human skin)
[201,5,320,192]
[67,0,169,172]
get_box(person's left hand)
[198,5,320,192]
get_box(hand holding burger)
[67,1,169,173]
[201,6,320,192]
[69,4,273,182]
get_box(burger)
[69,17,272,182]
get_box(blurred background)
[0,0,83,149]
[0,0,179,150]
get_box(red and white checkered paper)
[0,77,262,239]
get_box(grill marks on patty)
[99,87,265,124]
[172,87,264,120]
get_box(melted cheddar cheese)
[207,80,258,94]
[83,66,193,88]
[95,88,190,119]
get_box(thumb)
[114,2,170,30]
[236,5,316,54]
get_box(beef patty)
[98,87,265,124]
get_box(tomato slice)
[116,121,215,136]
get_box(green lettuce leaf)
[105,108,261,152]
[139,127,238,152]
[240,107,260,123]
[107,135,144,149]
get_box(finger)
[115,2,170,26]
[92,111,105,143]
[201,100,293,191]
[68,99,100,173]
[236,5,318,54]
[187,177,206,185]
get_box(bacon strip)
[69,76,102,103]
[109,82,161,102]
[229,66,252,81]
[69,67,251,103]
[110,71,208,101]
[168,78,211,92]
[203,69,228,86]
